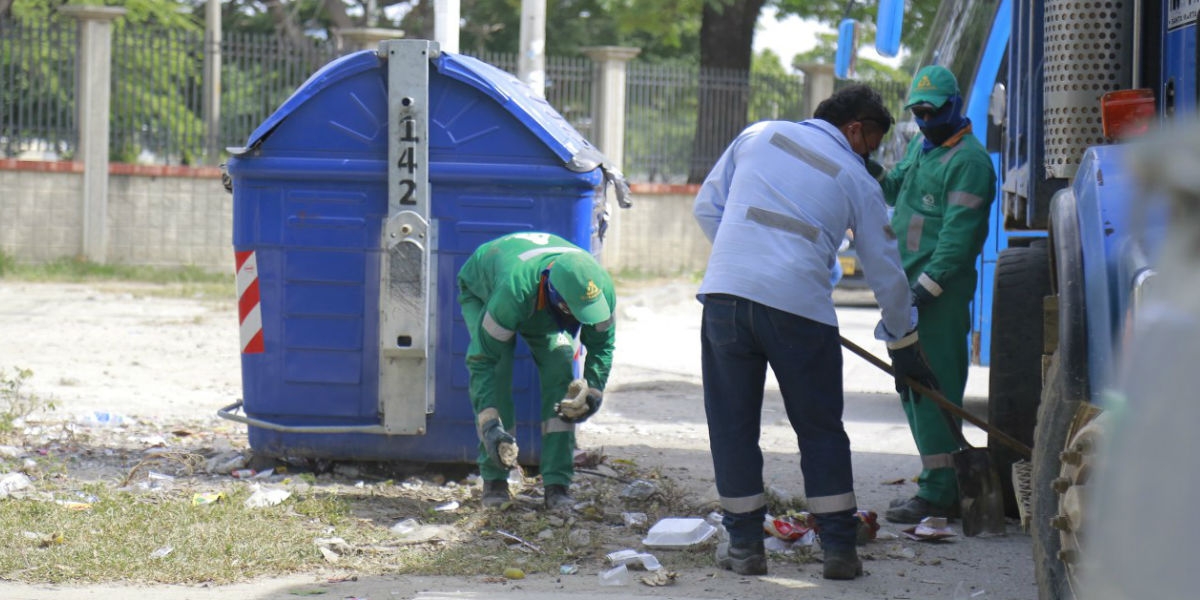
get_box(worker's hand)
[886,332,940,397]
[479,417,519,470]
[865,158,886,182]
[557,386,603,423]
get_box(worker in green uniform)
[457,231,616,511]
[878,65,998,523]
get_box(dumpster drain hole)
[396,335,413,347]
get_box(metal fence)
[220,31,340,152]
[0,19,78,160]
[1,17,906,182]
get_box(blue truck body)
[867,0,1195,596]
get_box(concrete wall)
[0,161,708,277]
[0,160,233,271]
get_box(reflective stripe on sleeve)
[482,312,515,342]
[921,453,956,470]
[769,133,842,178]
[806,491,858,514]
[720,493,767,515]
[745,206,820,243]
[917,273,944,296]
[887,330,919,349]
[948,191,984,210]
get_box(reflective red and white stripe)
[235,250,264,354]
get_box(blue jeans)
[701,294,859,549]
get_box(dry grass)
[0,448,793,585]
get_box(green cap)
[549,252,612,325]
[905,65,959,109]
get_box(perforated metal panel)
[1043,0,1134,179]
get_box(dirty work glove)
[886,331,940,397]
[479,417,519,470]
[555,378,603,423]
[865,158,886,182]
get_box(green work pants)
[462,298,577,487]
[901,289,972,508]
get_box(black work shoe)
[544,484,574,510]
[715,539,767,575]
[822,546,863,580]
[885,495,958,524]
[481,479,510,509]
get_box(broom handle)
[840,336,1033,459]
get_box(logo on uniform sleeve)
[584,280,601,301]
[922,194,936,208]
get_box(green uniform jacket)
[456,232,616,412]
[879,126,997,507]
[880,129,996,295]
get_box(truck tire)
[988,245,1050,516]
[1031,352,1077,599]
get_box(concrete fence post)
[203,0,222,166]
[60,5,125,264]
[581,46,639,271]
[798,63,835,121]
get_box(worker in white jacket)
[693,84,940,581]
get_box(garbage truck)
[842,0,1190,597]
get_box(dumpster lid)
[228,51,381,156]
[433,52,607,173]
[226,47,630,207]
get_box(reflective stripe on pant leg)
[758,306,860,547]
[701,295,770,543]
[527,330,576,487]
[462,297,516,482]
[906,286,973,507]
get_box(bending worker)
[878,65,997,524]
[457,231,616,511]
[693,84,940,580]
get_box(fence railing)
[0,19,78,160]
[1,17,907,182]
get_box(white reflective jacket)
[693,119,915,341]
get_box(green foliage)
[0,256,232,298]
[0,367,53,439]
[773,0,942,63]
[749,49,804,122]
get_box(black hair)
[813,84,894,135]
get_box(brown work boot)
[481,479,510,509]
[822,546,863,580]
[715,538,767,575]
[885,495,958,524]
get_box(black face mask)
[919,122,959,146]
[913,94,967,149]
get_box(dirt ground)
[0,279,1035,600]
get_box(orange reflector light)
[1101,89,1155,141]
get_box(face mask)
[914,94,967,148]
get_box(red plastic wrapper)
[764,512,816,541]
[855,510,880,544]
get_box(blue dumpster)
[220,40,627,464]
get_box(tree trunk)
[264,0,309,49]
[688,0,766,183]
